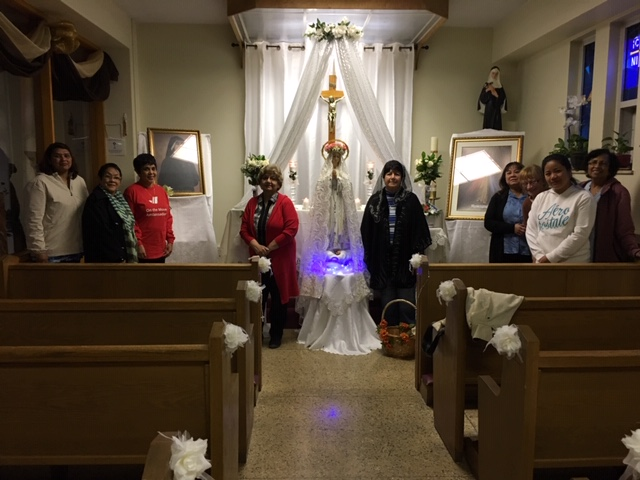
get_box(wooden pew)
[415,262,640,404]
[0,322,240,480]
[5,260,264,398]
[0,291,256,469]
[477,325,640,480]
[5,262,260,299]
[434,278,640,463]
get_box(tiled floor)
[239,329,476,480]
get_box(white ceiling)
[111,0,527,30]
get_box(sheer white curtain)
[241,39,414,206]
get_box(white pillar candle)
[302,198,310,210]
[289,160,297,169]
[355,198,361,210]
[430,136,438,152]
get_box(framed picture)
[447,135,524,220]
[147,128,204,195]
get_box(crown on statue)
[322,139,349,160]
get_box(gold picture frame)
[147,128,204,196]
[447,135,524,220]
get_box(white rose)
[170,433,212,480]
[436,280,457,304]
[427,161,434,167]
[305,26,315,36]
[487,324,521,359]
[623,429,640,473]
[334,25,347,38]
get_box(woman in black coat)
[484,161,530,263]
[82,163,138,263]
[361,160,431,325]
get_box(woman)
[23,142,89,262]
[526,154,596,263]
[361,160,431,326]
[579,149,640,262]
[82,163,137,263]
[477,66,507,130]
[484,162,530,263]
[158,135,200,192]
[124,153,174,263]
[519,164,547,226]
[240,164,299,349]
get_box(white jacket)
[23,173,89,256]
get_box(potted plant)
[602,131,634,169]
[552,95,589,170]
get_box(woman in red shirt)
[124,154,175,263]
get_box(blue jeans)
[379,286,416,326]
[47,253,83,263]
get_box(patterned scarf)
[102,186,138,263]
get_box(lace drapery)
[237,36,414,210]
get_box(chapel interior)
[1,0,639,479]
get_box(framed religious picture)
[147,128,204,195]
[446,135,524,220]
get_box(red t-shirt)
[124,182,175,260]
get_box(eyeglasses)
[523,179,540,186]
[103,175,122,181]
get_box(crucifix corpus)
[320,73,344,141]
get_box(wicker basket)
[379,298,416,359]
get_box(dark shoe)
[268,337,282,349]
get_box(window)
[622,22,639,102]
[580,42,595,139]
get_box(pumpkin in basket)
[377,319,416,358]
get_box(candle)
[430,136,438,152]
[289,160,297,169]
[303,198,310,210]
[367,161,374,170]
[355,198,361,210]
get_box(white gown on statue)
[297,158,381,355]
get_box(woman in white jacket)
[526,154,596,263]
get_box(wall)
[134,24,244,237]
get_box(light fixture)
[453,150,502,185]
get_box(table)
[220,207,448,263]
[167,196,219,263]
[444,219,490,263]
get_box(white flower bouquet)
[304,17,363,42]
[241,153,269,186]
[414,151,443,185]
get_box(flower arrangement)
[169,431,213,480]
[436,280,457,305]
[241,153,269,186]
[304,17,363,42]
[486,324,522,360]
[414,151,443,185]
[245,280,264,303]
[223,320,249,354]
[377,319,415,350]
[622,429,640,479]
[551,95,589,157]
[162,185,174,197]
[288,165,298,182]
[366,165,374,181]
[423,201,440,216]
[323,140,349,157]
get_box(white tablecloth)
[220,207,448,263]
[445,219,490,263]
[167,196,219,263]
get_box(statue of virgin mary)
[297,139,380,355]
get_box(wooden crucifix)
[320,73,344,141]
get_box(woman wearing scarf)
[361,160,431,326]
[82,163,138,263]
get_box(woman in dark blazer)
[82,163,138,263]
[484,161,531,263]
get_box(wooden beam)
[229,0,448,19]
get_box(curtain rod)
[232,43,416,51]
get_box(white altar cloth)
[167,196,219,263]
[297,274,381,355]
[445,219,490,263]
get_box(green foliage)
[602,131,634,154]
[550,134,588,156]
[414,151,443,184]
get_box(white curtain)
[240,38,414,206]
